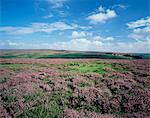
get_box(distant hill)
[0,49,149,59]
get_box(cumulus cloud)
[31,38,103,51]
[98,6,105,12]
[7,40,24,46]
[93,36,114,41]
[40,38,150,53]
[1,38,149,53]
[71,24,92,30]
[87,6,117,24]
[0,22,90,35]
[71,31,114,42]
[0,22,73,34]
[72,31,92,38]
[0,40,24,49]
[127,17,150,29]
[127,17,150,41]
[48,0,69,8]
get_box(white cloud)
[48,0,69,8]
[43,13,53,19]
[71,24,92,30]
[1,38,149,53]
[0,27,35,34]
[127,17,150,41]
[7,40,24,46]
[72,31,92,38]
[42,38,103,51]
[0,22,90,35]
[93,36,114,41]
[71,31,114,41]
[0,22,73,34]
[98,6,104,12]
[112,4,128,9]
[87,6,117,24]
[0,40,24,48]
[127,17,150,29]
[47,38,150,53]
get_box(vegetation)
[0,51,150,118]
[0,50,149,59]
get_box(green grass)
[19,89,73,118]
[64,61,129,74]
[65,62,112,74]
[0,63,32,68]
[0,50,149,59]
[23,90,45,102]
[0,53,47,58]
[0,63,36,72]
[40,53,133,59]
[0,63,46,71]
[0,52,134,59]
[19,103,62,118]
[50,90,73,104]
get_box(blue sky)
[0,0,150,53]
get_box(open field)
[0,50,150,59]
[0,50,150,118]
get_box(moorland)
[0,50,150,118]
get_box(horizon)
[0,0,150,53]
[0,49,150,54]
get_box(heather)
[0,58,150,118]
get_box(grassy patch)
[111,63,129,72]
[19,89,73,118]
[23,90,44,102]
[0,63,46,72]
[40,53,133,59]
[50,90,73,105]
[0,63,33,69]
[19,102,62,118]
[65,62,113,74]
[64,62,129,74]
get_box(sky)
[0,0,150,53]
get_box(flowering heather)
[0,59,150,118]
[61,108,117,118]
